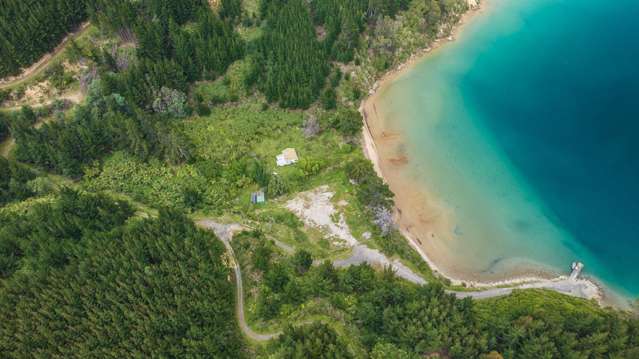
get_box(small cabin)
[251,191,265,204]
[276,148,299,167]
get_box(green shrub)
[328,108,362,136]
[244,158,270,187]
[321,87,337,110]
[226,58,257,97]
[291,249,313,275]
[267,174,289,198]
[26,177,55,196]
[282,167,305,187]
[257,209,302,228]
[269,323,353,358]
[194,80,234,105]
[345,158,375,183]
[299,157,324,177]
[151,87,188,117]
[46,62,74,90]
[182,187,203,211]
[196,101,211,116]
[357,175,393,210]
[371,343,416,359]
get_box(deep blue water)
[380,0,639,298]
[461,0,639,295]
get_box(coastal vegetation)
[1,0,639,358]
[232,227,639,358]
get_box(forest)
[0,157,39,207]
[2,191,637,357]
[0,190,244,357]
[2,0,639,358]
[0,0,86,77]
[8,0,472,177]
[12,91,192,177]
[231,230,639,358]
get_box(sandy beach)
[357,0,625,306]
[361,0,504,283]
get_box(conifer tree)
[0,0,87,77]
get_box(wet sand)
[360,0,507,284]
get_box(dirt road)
[0,22,91,90]
[196,216,600,343]
[197,220,281,342]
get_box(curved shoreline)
[357,0,624,307]
[362,103,604,298]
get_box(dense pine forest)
[0,158,39,206]
[2,0,639,358]
[1,195,638,357]
[0,0,86,77]
[0,190,244,356]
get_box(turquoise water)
[379,0,639,297]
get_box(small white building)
[276,148,299,167]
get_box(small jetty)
[569,261,584,280]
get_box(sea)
[377,0,639,299]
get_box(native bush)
[152,87,188,117]
[328,108,363,137]
[267,174,289,198]
[84,152,207,209]
[269,322,353,358]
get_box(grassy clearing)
[5,50,440,336]
[86,99,437,287]
[83,152,209,210]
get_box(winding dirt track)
[0,22,91,90]
[221,238,282,341]
[196,216,600,341]
[197,220,281,342]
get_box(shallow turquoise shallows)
[379,0,639,297]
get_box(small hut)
[251,190,265,204]
[276,148,299,166]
